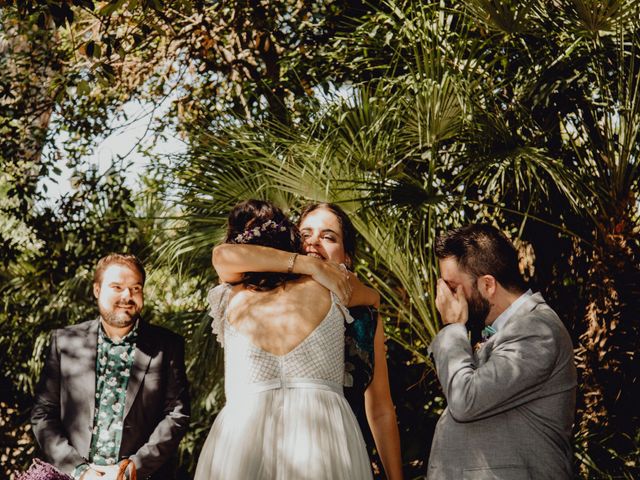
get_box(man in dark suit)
[427,224,576,479]
[32,254,190,479]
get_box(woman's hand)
[305,257,352,304]
[365,316,403,479]
[306,256,380,308]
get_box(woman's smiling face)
[299,207,348,265]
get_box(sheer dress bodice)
[212,285,348,400]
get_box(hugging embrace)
[194,200,403,479]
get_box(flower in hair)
[234,220,288,243]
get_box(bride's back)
[226,277,332,356]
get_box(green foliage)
[0,9,60,265]
[164,1,640,476]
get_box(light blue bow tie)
[482,325,497,341]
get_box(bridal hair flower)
[233,220,288,244]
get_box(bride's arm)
[212,244,346,302]
[212,244,378,307]
[212,244,294,283]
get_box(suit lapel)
[477,293,545,365]
[59,319,99,456]
[85,320,99,429]
[124,322,152,419]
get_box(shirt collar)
[490,289,532,333]
[98,319,139,345]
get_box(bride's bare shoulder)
[291,275,327,289]
[288,276,330,300]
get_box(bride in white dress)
[194,199,373,480]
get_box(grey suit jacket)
[31,319,190,479]
[427,293,576,480]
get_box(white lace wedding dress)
[194,283,373,480]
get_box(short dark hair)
[94,254,146,286]
[225,199,302,290]
[435,224,525,293]
[298,202,357,268]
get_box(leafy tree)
[0,8,60,266]
[166,1,640,477]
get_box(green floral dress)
[344,306,378,456]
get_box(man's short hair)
[93,253,146,286]
[435,224,525,293]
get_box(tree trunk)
[575,213,640,477]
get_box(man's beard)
[466,286,491,338]
[100,303,140,328]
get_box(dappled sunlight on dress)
[194,283,373,480]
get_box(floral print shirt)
[88,322,138,466]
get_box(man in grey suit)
[427,224,576,479]
[32,254,190,479]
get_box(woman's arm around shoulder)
[212,244,289,283]
[212,244,354,302]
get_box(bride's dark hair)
[225,199,303,290]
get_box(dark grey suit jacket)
[427,293,577,480]
[31,319,190,479]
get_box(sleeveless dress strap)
[330,291,354,324]
[207,283,232,347]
